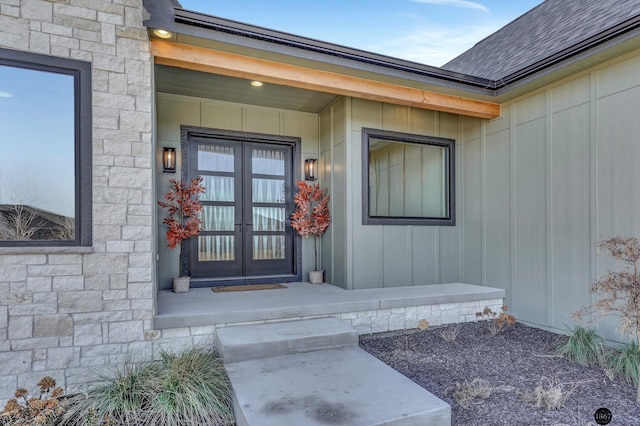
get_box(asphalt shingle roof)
[443,0,640,80]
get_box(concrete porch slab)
[154,282,505,329]
[228,346,451,426]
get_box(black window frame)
[362,127,455,226]
[0,48,92,247]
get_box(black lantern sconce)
[163,147,176,173]
[304,158,317,181]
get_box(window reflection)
[369,139,448,218]
[0,64,75,241]
[363,128,455,226]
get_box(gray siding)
[324,98,464,290]
[461,51,640,338]
[319,99,348,288]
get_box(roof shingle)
[443,0,640,80]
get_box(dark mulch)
[359,322,640,426]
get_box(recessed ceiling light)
[250,81,264,87]
[153,29,173,39]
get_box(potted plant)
[290,180,331,284]
[158,176,205,292]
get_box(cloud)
[370,22,506,66]
[411,0,490,13]
[0,91,13,98]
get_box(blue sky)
[0,66,75,217]
[179,0,543,66]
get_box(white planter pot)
[173,276,191,293]
[309,270,324,284]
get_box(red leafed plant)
[290,181,331,271]
[158,176,205,277]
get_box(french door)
[185,130,298,282]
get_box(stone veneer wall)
[336,298,504,335]
[0,0,156,400]
[146,298,506,358]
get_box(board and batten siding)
[321,97,464,289]
[155,93,319,289]
[461,51,640,338]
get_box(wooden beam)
[150,40,500,119]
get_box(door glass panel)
[198,235,235,261]
[253,235,285,260]
[252,149,285,176]
[253,207,285,231]
[198,144,234,172]
[252,178,285,203]
[201,206,234,231]
[201,176,234,202]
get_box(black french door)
[186,132,296,281]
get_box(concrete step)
[215,317,358,363]
[228,346,451,426]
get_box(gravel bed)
[359,322,640,426]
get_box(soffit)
[155,64,339,113]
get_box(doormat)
[212,283,287,292]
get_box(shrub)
[60,360,158,425]
[439,324,462,342]
[445,378,512,409]
[573,236,640,401]
[608,341,640,386]
[0,376,67,426]
[519,378,574,411]
[475,306,516,335]
[148,348,234,426]
[554,325,606,367]
[60,348,234,426]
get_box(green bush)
[554,325,606,367]
[60,348,234,426]
[608,341,640,387]
[148,348,234,426]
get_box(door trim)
[180,125,302,287]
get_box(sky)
[0,66,75,217]
[178,0,544,67]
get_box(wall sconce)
[304,158,317,181]
[163,147,176,173]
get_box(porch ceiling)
[155,64,339,113]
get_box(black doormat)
[211,283,287,292]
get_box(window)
[362,127,455,226]
[0,48,91,246]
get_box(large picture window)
[362,128,455,226]
[0,48,91,246]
